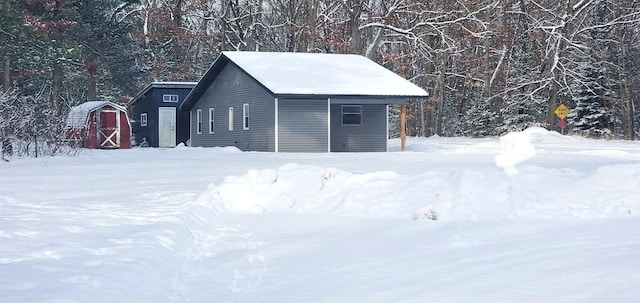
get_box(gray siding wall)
[190,63,276,151]
[278,99,328,152]
[330,103,387,152]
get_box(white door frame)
[158,107,176,147]
[97,109,120,148]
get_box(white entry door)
[158,107,176,147]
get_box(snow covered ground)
[1,128,640,302]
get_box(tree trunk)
[483,34,492,99]
[1,0,11,159]
[624,80,634,140]
[305,0,317,52]
[547,74,559,130]
[347,0,361,53]
[621,45,634,139]
[85,51,98,101]
[436,51,448,136]
[51,62,62,116]
[2,57,8,92]
[174,0,183,28]
[547,1,575,130]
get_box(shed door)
[278,99,328,152]
[158,107,176,147]
[98,110,120,149]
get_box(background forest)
[1,0,639,155]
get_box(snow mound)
[495,128,543,175]
[197,162,640,221]
[198,164,405,217]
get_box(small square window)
[163,94,179,103]
[140,113,148,126]
[341,105,362,125]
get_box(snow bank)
[197,162,640,221]
[195,127,640,221]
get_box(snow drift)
[199,131,640,221]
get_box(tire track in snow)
[168,200,267,302]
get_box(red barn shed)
[65,101,132,149]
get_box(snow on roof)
[149,81,198,86]
[65,101,124,128]
[222,51,429,97]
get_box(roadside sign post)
[557,119,567,135]
[554,104,570,135]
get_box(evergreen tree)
[465,97,498,137]
[499,36,547,134]
[63,0,142,101]
[567,65,611,137]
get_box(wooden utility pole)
[401,103,406,151]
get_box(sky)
[1,127,639,303]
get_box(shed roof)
[128,82,197,106]
[65,101,125,128]
[182,51,429,110]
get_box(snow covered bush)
[0,88,78,160]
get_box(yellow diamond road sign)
[554,104,570,119]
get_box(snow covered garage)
[65,101,132,149]
[181,51,429,152]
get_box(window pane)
[342,114,361,125]
[163,95,179,102]
[196,109,202,134]
[341,105,362,125]
[342,105,361,114]
[243,104,249,130]
[209,108,215,133]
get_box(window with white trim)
[163,94,179,103]
[196,109,202,134]
[140,113,148,126]
[341,105,362,125]
[208,108,215,134]
[243,103,249,130]
[228,107,234,131]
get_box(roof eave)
[181,53,279,111]
[181,55,230,111]
[273,93,429,101]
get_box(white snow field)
[1,127,640,303]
